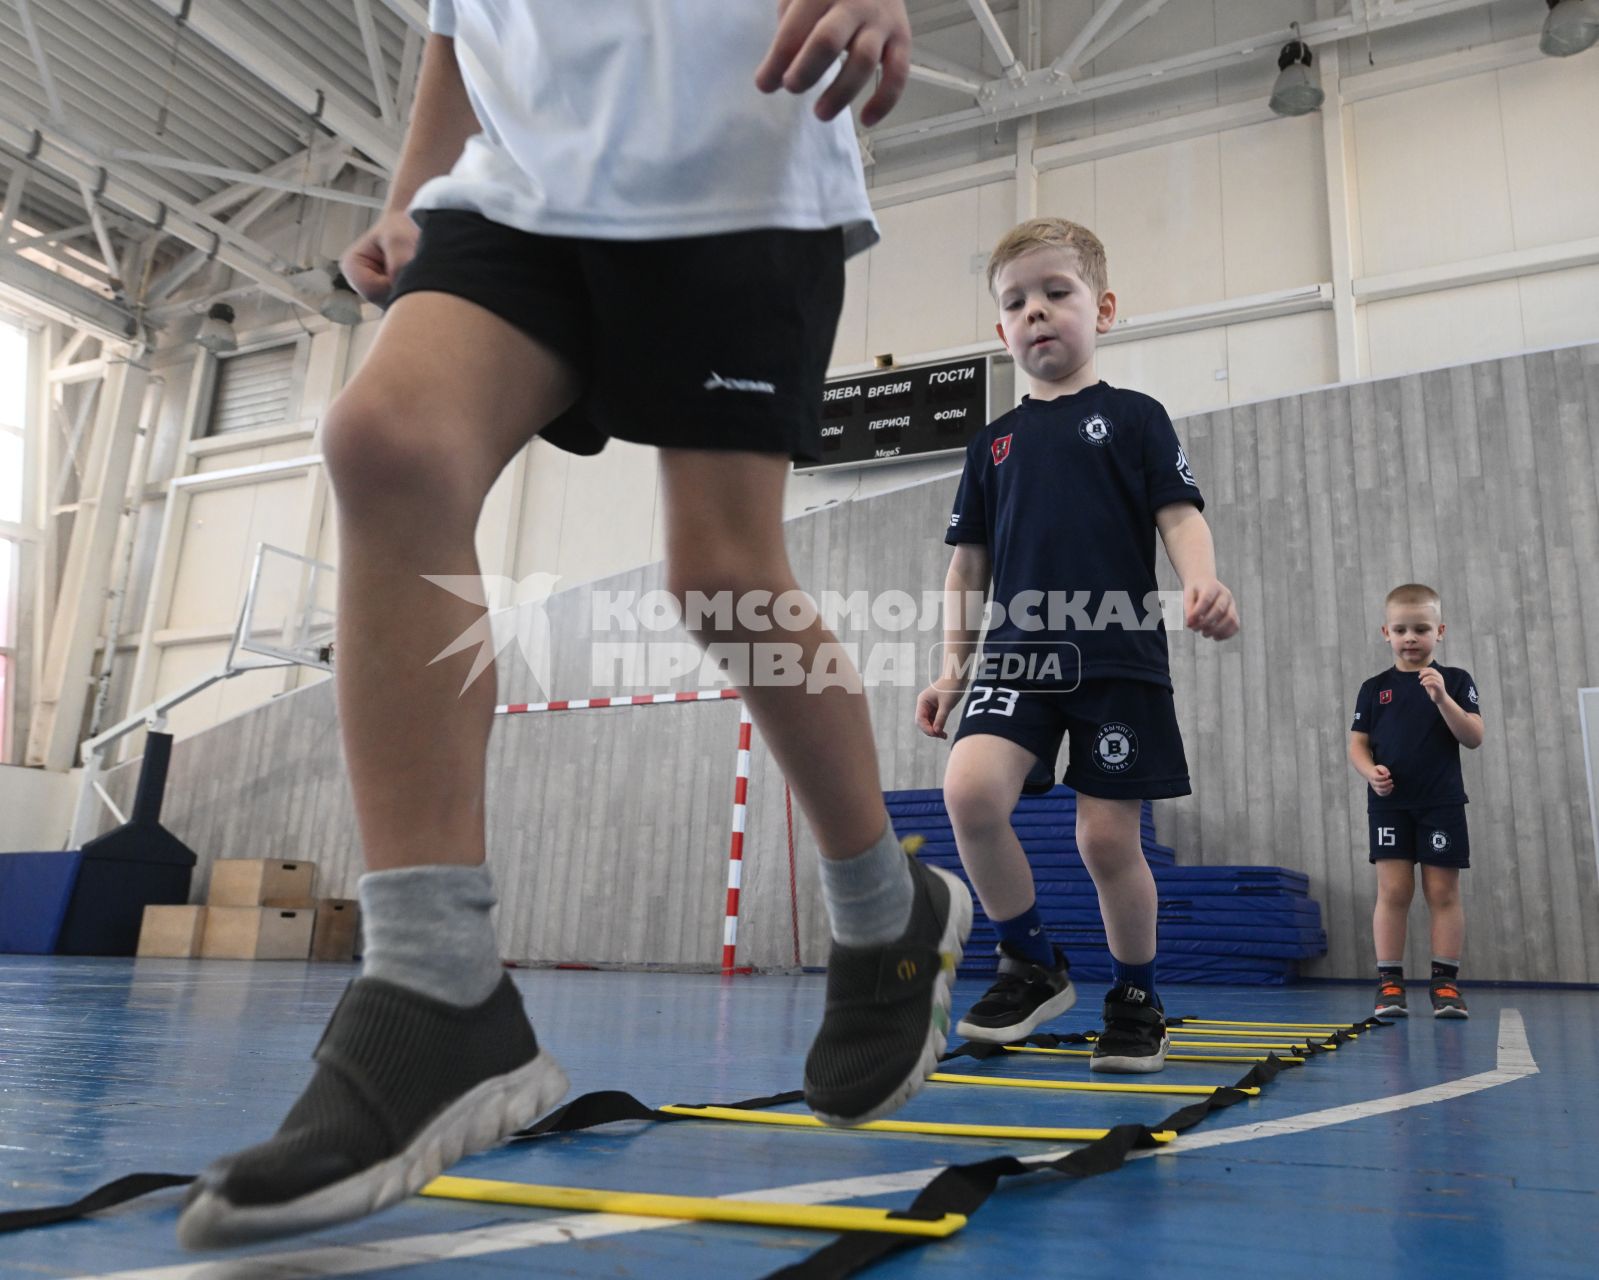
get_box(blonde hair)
[1385,583,1442,612]
[987,218,1108,298]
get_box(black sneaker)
[804,852,972,1126]
[955,943,1076,1043]
[1089,983,1169,1074]
[1375,976,1408,1017]
[177,974,568,1250]
[1429,979,1469,1019]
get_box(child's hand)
[340,210,421,307]
[1184,577,1240,641]
[1369,764,1394,797]
[1418,667,1446,703]
[755,0,912,127]
[916,682,962,739]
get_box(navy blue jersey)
[1351,664,1482,811]
[944,382,1202,688]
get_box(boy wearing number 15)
[1350,583,1484,1019]
[914,218,1239,1071]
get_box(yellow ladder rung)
[420,1175,967,1238]
[1177,1019,1359,1032]
[929,1072,1257,1097]
[1162,1026,1340,1040]
[660,1104,1176,1144]
[1003,1046,1304,1065]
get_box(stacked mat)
[887,786,1326,985]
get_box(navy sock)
[1111,955,1157,999]
[1431,958,1459,981]
[994,904,1054,969]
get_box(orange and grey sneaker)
[1374,975,1407,1017]
[1429,979,1469,1019]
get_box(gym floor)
[2,957,1593,1279]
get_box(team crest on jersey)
[1431,830,1451,852]
[1094,722,1137,773]
[1468,685,1479,704]
[1379,689,1393,704]
[1176,444,1198,487]
[1079,413,1112,446]
[991,434,1013,465]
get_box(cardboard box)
[136,904,207,958]
[200,906,316,960]
[311,899,360,961]
[207,859,316,908]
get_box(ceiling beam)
[0,252,137,339]
[1049,0,1130,81]
[1075,0,1171,70]
[145,0,400,168]
[14,0,68,123]
[0,106,318,313]
[376,0,429,35]
[868,0,1500,153]
[110,151,383,209]
[964,0,1026,81]
[353,0,399,128]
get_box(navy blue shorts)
[388,210,845,462]
[951,679,1190,800]
[1368,806,1470,868]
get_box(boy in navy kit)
[176,0,978,1252]
[1349,583,1484,1019]
[916,218,1239,1071]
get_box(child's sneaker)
[1089,983,1169,1073]
[1429,979,1469,1018]
[1374,975,1408,1017]
[955,943,1076,1043]
[177,974,567,1250]
[804,853,972,1126]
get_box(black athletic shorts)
[1368,805,1470,868]
[951,679,1191,800]
[387,210,846,461]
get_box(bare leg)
[1372,860,1416,962]
[1420,864,1464,960]
[944,736,1037,921]
[1075,795,1155,964]
[320,293,579,872]
[656,448,887,860]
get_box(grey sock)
[357,863,504,1006]
[819,821,915,947]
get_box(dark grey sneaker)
[1375,975,1408,1017]
[804,852,973,1126]
[1089,983,1169,1074]
[177,974,567,1250]
[1429,978,1469,1018]
[955,943,1076,1043]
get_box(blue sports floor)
[1,957,1594,1278]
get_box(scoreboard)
[802,355,998,471]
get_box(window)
[205,340,302,436]
[0,315,26,762]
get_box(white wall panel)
[975,178,1019,324]
[865,187,986,357]
[1349,73,1516,277]
[1225,311,1338,405]
[512,437,570,577]
[1218,114,1330,296]
[1364,280,1524,380]
[553,440,659,589]
[1496,56,1599,251]
[1036,161,1097,234]
[1519,266,1599,353]
[1094,136,1226,315]
[1097,327,1231,418]
[830,249,870,368]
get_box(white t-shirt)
[414,1,878,257]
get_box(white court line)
[74,1010,1538,1280]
